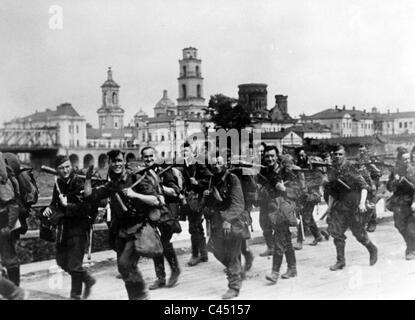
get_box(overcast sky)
[2,0,415,127]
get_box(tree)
[205,94,254,132]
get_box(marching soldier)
[140,146,182,290]
[42,155,96,300]
[357,145,382,232]
[260,148,300,285]
[204,156,250,299]
[258,146,280,257]
[180,142,212,267]
[325,145,378,271]
[386,147,415,260]
[0,153,21,289]
[84,149,163,300]
[294,161,328,250]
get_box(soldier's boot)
[187,235,201,266]
[293,241,303,250]
[243,249,254,273]
[330,240,346,271]
[366,212,377,233]
[70,273,83,300]
[365,241,378,266]
[6,266,20,287]
[82,272,96,300]
[149,255,166,290]
[125,281,148,300]
[199,236,209,262]
[222,288,239,300]
[0,278,25,300]
[165,246,181,288]
[281,249,297,279]
[309,224,324,246]
[321,230,330,240]
[265,253,283,284]
[260,232,274,257]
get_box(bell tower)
[97,67,125,130]
[177,47,205,118]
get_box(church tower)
[97,67,125,130]
[177,47,205,118]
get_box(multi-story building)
[3,103,87,148]
[302,105,375,137]
[373,109,415,135]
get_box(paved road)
[21,220,415,300]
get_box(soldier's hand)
[411,202,415,213]
[43,207,52,218]
[122,187,135,198]
[59,195,68,207]
[394,174,400,181]
[275,182,286,192]
[86,165,94,180]
[190,177,198,185]
[203,190,211,197]
[358,202,367,213]
[0,227,11,236]
[222,221,231,236]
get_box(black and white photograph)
[1,0,415,305]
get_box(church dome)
[101,67,120,88]
[134,108,148,118]
[155,90,175,110]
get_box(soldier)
[386,147,415,260]
[140,146,182,290]
[326,145,378,271]
[260,150,300,285]
[180,142,212,267]
[204,156,250,299]
[84,149,162,300]
[294,164,328,250]
[0,154,21,289]
[357,145,382,232]
[42,155,96,300]
[258,145,280,257]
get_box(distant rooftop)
[7,103,82,123]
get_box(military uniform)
[87,168,160,300]
[326,160,378,270]
[295,168,326,247]
[0,169,21,287]
[258,164,281,255]
[386,163,415,258]
[149,166,181,289]
[180,160,212,265]
[48,172,95,299]
[205,170,250,299]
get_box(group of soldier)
[0,141,415,300]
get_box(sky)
[1,0,415,127]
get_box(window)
[183,66,186,76]
[197,84,201,98]
[182,84,187,98]
[112,92,117,104]
[404,122,408,128]
[161,135,165,141]
[399,122,402,128]
[148,133,152,141]
[196,66,199,75]
[115,122,118,128]
[142,133,145,141]
[76,140,79,147]
[69,125,73,133]
[161,151,165,157]
[76,125,79,134]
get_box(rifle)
[41,165,106,182]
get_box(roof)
[13,103,82,123]
[261,130,302,140]
[309,135,386,146]
[306,107,374,120]
[286,123,331,133]
[376,111,415,120]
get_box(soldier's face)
[401,153,410,167]
[183,147,192,159]
[110,154,125,174]
[57,160,72,179]
[264,150,278,167]
[333,149,345,164]
[211,156,226,174]
[142,149,155,167]
[359,148,367,157]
